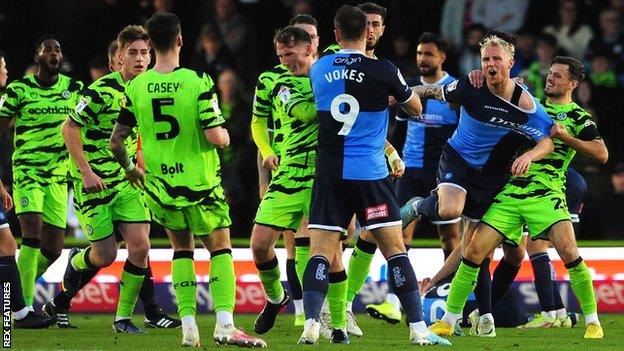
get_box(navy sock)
[386,245,411,296]
[286,258,302,300]
[552,269,565,310]
[141,263,160,317]
[54,268,99,310]
[387,253,423,323]
[491,258,521,308]
[416,194,442,221]
[474,257,492,315]
[302,255,330,321]
[530,253,556,312]
[0,256,26,312]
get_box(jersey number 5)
[330,93,360,135]
[152,98,180,140]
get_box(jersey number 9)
[330,93,360,136]
[152,98,180,140]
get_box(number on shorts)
[330,93,360,135]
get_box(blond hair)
[480,35,515,59]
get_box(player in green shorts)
[429,56,607,339]
[43,30,179,331]
[0,36,83,310]
[109,12,265,348]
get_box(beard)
[366,39,378,51]
[419,65,437,77]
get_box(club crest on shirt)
[62,90,71,99]
[446,80,458,92]
[277,86,291,103]
[556,112,567,120]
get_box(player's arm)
[251,115,279,170]
[0,85,19,135]
[385,140,404,178]
[109,108,144,189]
[550,122,608,164]
[420,245,462,295]
[203,126,230,148]
[62,118,106,192]
[411,85,444,101]
[257,151,270,198]
[198,73,230,149]
[511,137,554,176]
[0,179,12,212]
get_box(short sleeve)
[0,83,21,119]
[197,73,226,130]
[573,111,601,141]
[69,88,105,127]
[117,107,137,128]
[441,76,467,104]
[386,61,412,103]
[252,74,272,118]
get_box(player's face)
[544,63,575,98]
[121,40,151,78]
[481,45,513,85]
[276,42,311,76]
[416,42,445,77]
[365,13,385,51]
[0,57,7,87]
[35,39,62,73]
[110,48,123,72]
[294,23,319,57]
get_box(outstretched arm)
[511,137,554,176]
[110,122,144,189]
[411,85,445,101]
[551,123,608,164]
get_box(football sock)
[566,258,598,317]
[256,255,284,304]
[172,251,197,318]
[474,257,492,315]
[303,255,330,320]
[346,237,376,303]
[140,262,159,318]
[286,258,302,300]
[36,248,59,278]
[116,260,147,319]
[416,194,443,221]
[387,253,422,323]
[71,247,96,271]
[491,257,521,307]
[530,253,556,312]
[17,238,40,307]
[294,237,310,285]
[446,258,480,315]
[55,268,98,310]
[210,249,236,314]
[0,256,27,312]
[327,270,347,329]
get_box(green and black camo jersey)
[69,71,137,189]
[270,73,317,166]
[321,43,341,57]
[508,100,600,191]
[120,68,225,209]
[0,74,83,177]
[252,64,289,155]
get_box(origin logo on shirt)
[365,204,389,221]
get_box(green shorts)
[254,163,314,231]
[146,185,231,236]
[73,181,151,242]
[13,170,68,229]
[481,182,570,246]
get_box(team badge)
[277,86,291,103]
[20,197,29,207]
[30,91,38,99]
[86,225,93,235]
[443,172,454,180]
[211,93,222,115]
[62,90,71,99]
[446,80,458,92]
[556,112,567,120]
[0,94,5,109]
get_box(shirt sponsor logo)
[333,56,361,65]
[365,204,389,221]
[487,117,544,137]
[277,86,291,103]
[27,106,73,115]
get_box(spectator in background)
[88,55,109,82]
[587,7,624,73]
[458,23,486,76]
[390,34,417,79]
[154,0,174,13]
[217,68,257,237]
[513,32,536,74]
[191,23,234,80]
[471,0,528,33]
[292,0,313,16]
[522,33,559,99]
[215,0,255,85]
[440,0,471,50]
[586,162,624,239]
[544,0,594,60]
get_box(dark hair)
[357,2,386,21]
[0,50,4,60]
[484,30,517,47]
[535,33,558,48]
[34,34,59,53]
[418,32,448,53]
[107,40,119,62]
[145,12,181,52]
[273,26,311,47]
[289,14,318,29]
[556,0,583,37]
[117,25,149,51]
[551,55,585,81]
[334,5,367,42]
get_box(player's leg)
[491,238,525,308]
[436,220,461,260]
[326,245,349,343]
[547,221,602,339]
[283,228,304,325]
[346,222,376,315]
[36,177,68,278]
[521,238,560,328]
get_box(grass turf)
[9,313,623,350]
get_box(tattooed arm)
[411,85,445,101]
[110,122,144,189]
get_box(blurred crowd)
[0,0,622,240]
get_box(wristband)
[387,150,401,166]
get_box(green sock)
[210,250,236,314]
[71,248,92,271]
[346,240,375,303]
[568,260,597,315]
[446,260,480,314]
[17,244,39,306]
[328,271,348,329]
[172,252,197,318]
[256,256,284,302]
[295,244,310,285]
[116,261,146,319]
[35,250,54,278]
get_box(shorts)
[73,181,151,242]
[13,170,68,229]
[437,144,509,220]
[308,176,401,233]
[565,167,587,223]
[146,185,231,236]
[396,167,437,205]
[481,182,571,246]
[254,164,314,231]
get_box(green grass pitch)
[9,313,623,350]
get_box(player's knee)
[463,243,486,264]
[251,239,272,262]
[91,249,117,268]
[558,246,579,264]
[127,239,150,260]
[19,216,42,237]
[0,234,17,256]
[437,206,462,220]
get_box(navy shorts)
[396,167,438,206]
[437,143,509,220]
[308,176,401,233]
[565,167,587,222]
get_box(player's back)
[310,50,412,180]
[125,68,224,206]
